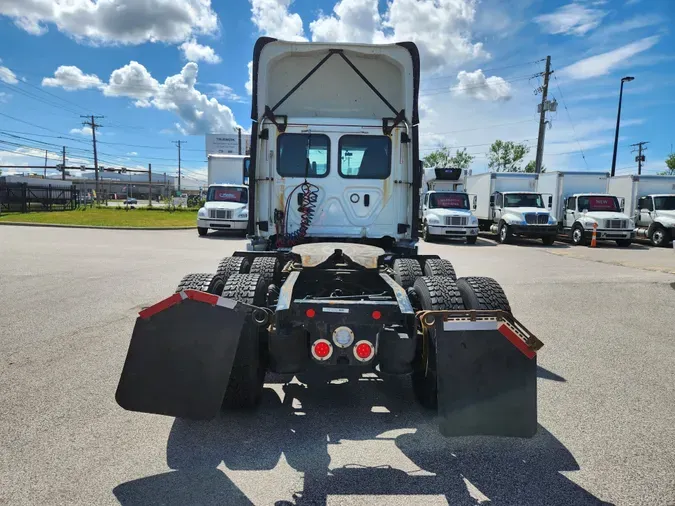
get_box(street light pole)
[611,76,634,177]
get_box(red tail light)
[311,339,333,361]
[371,310,382,320]
[353,340,374,362]
[306,308,316,318]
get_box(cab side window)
[639,197,653,211]
[567,196,576,211]
[424,194,429,207]
[495,193,503,208]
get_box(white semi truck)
[420,167,478,243]
[197,154,250,236]
[608,174,675,247]
[465,172,557,245]
[537,171,634,247]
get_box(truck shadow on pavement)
[114,372,609,506]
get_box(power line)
[552,74,589,170]
[423,59,545,82]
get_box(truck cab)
[197,184,249,236]
[562,194,634,247]
[489,191,557,245]
[633,194,675,246]
[421,191,478,243]
[247,39,419,253]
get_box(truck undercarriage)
[116,242,543,438]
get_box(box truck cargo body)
[608,174,675,246]
[465,172,557,244]
[537,171,609,224]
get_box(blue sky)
[0,0,673,182]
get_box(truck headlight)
[628,219,635,228]
[548,215,557,225]
[198,207,207,217]
[239,208,248,218]
[583,221,597,229]
[469,216,478,226]
[427,216,440,224]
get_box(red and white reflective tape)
[441,318,536,359]
[139,290,236,319]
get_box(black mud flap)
[116,290,264,420]
[422,311,543,438]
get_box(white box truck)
[197,154,251,236]
[608,174,675,247]
[465,172,557,245]
[538,171,634,247]
[420,168,478,243]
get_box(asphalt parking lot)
[1,226,674,506]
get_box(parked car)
[125,198,138,205]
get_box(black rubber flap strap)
[434,321,537,438]
[116,298,246,420]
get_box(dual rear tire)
[412,275,511,409]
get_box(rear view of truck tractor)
[115,38,544,438]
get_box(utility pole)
[631,141,649,175]
[535,56,554,174]
[81,115,104,201]
[148,163,152,207]
[238,127,242,155]
[44,150,48,178]
[173,140,186,194]
[62,146,66,180]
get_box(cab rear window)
[277,134,330,178]
[338,135,391,179]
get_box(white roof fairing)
[252,39,419,125]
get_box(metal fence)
[0,183,78,213]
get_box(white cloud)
[207,84,244,102]
[42,66,102,90]
[0,0,219,45]
[250,0,307,41]
[453,69,512,101]
[0,65,19,84]
[127,152,138,156]
[598,14,664,36]
[310,0,381,43]
[102,61,159,99]
[378,0,488,71]
[70,126,94,136]
[535,2,607,36]
[560,36,660,79]
[179,39,222,64]
[0,91,9,103]
[304,0,487,72]
[245,61,253,95]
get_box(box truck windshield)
[207,186,248,203]
[430,193,469,210]
[654,196,675,210]
[504,193,545,208]
[578,196,619,212]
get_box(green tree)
[524,160,546,173]
[487,140,530,172]
[658,153,675,175]
[423,146,474,170]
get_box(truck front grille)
[524,213,549,225]
[209,209,233,219]
[445,216,467,226]
[606,219,627,229]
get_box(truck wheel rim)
[653,230,663,244]
[500,226,506,241]
[573,229,581,243]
